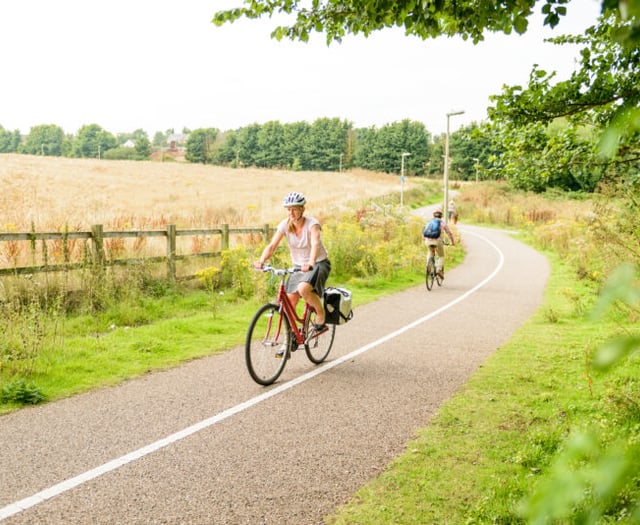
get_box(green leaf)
[590,263,639,320]
[513,15,528,34]
[593,335,640,370]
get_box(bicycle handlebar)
[258,265,301,276]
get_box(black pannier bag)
[323,287,353,325]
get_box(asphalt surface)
[0,219,549,524]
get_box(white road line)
[0,228,503,522]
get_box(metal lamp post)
[443,110,464,225]
[401,152,410,207]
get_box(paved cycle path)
[0,222,549,524]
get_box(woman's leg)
[287,292,300,309]
[298,282,325,325]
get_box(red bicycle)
[246,265,336,385]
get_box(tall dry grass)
[457,182,639,283]
[0,154,402,231]
[0,153,405,270]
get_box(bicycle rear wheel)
[304,309,335,364]
[425,257,435,291]
[245,303,291,385]
[436,264,444,287]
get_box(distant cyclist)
[422,209,455,279]
[448,199,458,224]
[254,191,331,332]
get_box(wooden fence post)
[166,224,176,281]
[90,224,105,268]
[262,223,270,242]
[63,226,70,264]
[222,224,229,251]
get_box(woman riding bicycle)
[254,192,331,332]
[423,209,455,279]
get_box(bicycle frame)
[275,273,311,347]
[265,267,312,348]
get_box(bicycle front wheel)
[245,303,291,385]
[304,309,335,364]
[425,257,435,291]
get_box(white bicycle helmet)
[282,192,306,207]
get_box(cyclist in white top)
[254,192,331,331]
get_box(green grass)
[0,239,463,415]
[325,249,640,524]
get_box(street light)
[443,110,464,225]
[401,152,410,207]
[473,157,480,183]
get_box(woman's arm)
[303,224,322,271]
[255,230,284,268]
[443,224,455,245]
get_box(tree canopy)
[489,15,640,154]
[213,0,575,44]
[73,124,118,159]
[483,14,640,191]
[213,1,638,46]
[213,1,639,168]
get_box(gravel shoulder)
[0,222,549,524]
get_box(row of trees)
[6,105,633,192]
[0,123,153,161]
[184,118,438,175]
[0,116,490,179]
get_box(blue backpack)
[423,218,442,239]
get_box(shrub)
[0,379,46,405]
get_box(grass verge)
[326,247,639,523]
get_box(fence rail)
[0,223,272,279]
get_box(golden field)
[0,154,403,232]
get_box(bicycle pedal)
[275,350,290,360]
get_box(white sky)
[0,1,601,137]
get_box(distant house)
[123,139,136,148]
[167,133,188,151]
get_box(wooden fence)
[0,224,272,280]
